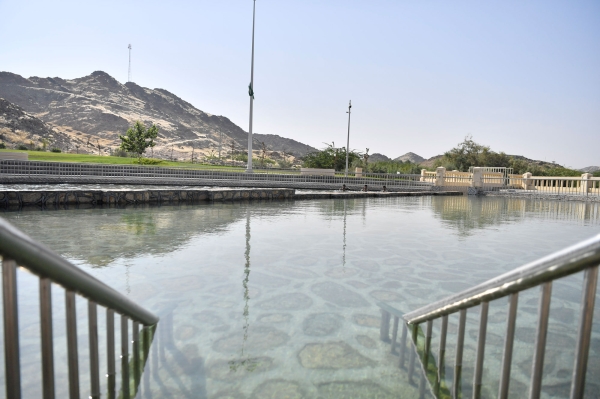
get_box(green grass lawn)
[0,149,246,170]
[0,149,301,173]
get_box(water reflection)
[3,196,600,398]
[431,196,600,236]
[229,209,259,372]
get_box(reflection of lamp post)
[345,100,352,177]
[342,199,347,268]
[246,0,257,174]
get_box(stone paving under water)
[1,196,600,399]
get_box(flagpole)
[345,100,352,177]
[246,0,256,173]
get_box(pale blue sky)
[1,0,599,167]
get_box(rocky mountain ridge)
[0,71,298,160]
[0,98,71,150]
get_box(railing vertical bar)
[142,326,151,396]
[498,293,519,399]
[88,300,100,399]
[408,323,418,384]
[454,309,467,399]
[40,277,55,399]
[529,282,552,399]
[107,309,115,399]
[399,322,408,368]
[121,315,130,399]
[473,301,489,399]
[437,315,448,397]
[390,316,400,354]
[65,290,79,399]
[423,319,433,367]
[3,258,21,399]
[133,321,140,392]
[569,265,598,399]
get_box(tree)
[119,121,158,162]
[302,143,361,171]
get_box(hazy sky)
[1,0,599,167]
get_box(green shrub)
[133,158,163,165]
[113,148,130,157]
[17,144,28,150]
[51,148,62,153]
[0,142,6,149]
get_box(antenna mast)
[128,44,132,82]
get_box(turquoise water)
[1,196,599,398]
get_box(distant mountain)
[0,71,268,160]
[394,152,425,164]
[0,98,71,149]
[580,166,599,173]
[368,153,391,162]
[253,133,317,158]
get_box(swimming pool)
[2,196,599,398]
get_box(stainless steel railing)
[380,234,600,399]
[0,160,433,190]
[0,217,159,399]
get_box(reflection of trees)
[121,213,157,236]
[318,197,364,221]
[7,203,249,267]
[430,196,600,236]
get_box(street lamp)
[246,0,257,173]
[345,100,352,177]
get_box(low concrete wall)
[0,188,462,208]
[0,188,294,207]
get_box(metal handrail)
[404,233,600,324]
[1,217,158,399]
[386,235,600,399]
[0,218,159,325]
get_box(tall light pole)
[246,0,257,173]
[345,100,352,177]
[128,44,132,82]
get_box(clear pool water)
[1,196,599,398]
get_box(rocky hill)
[579,166,599,173]
[394,152,426,164]
[0,71,264,160]
[0,98,71,150]
[368,153,391,162]
[253,133,317,158]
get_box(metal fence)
[0,217,159,399]
[484,175,600,196]
[0,160,434,191]
[379,234,600,399]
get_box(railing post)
[121,315,130,399]
[88,301,100,399]
[454,309,467,399]
[529,282,552,399]
[107,309,116,399]
[390,316,400,354]
[471,167,483,189]
[435,167,446,187]
[570,266,598,399]
[436,315,448,397]
[40,277,55,399]
[499,293,519,399]
[3,258,21,399]
[65,290,80,399]
[473,302,489,399]
[581,173,592,195]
